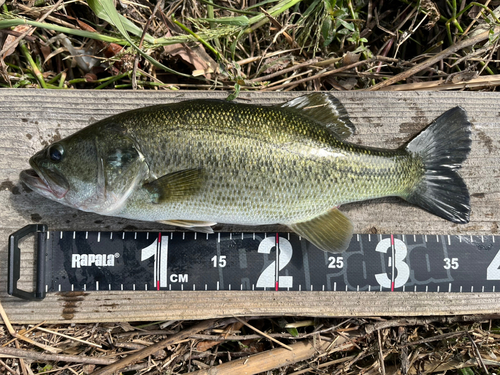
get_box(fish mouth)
[20,163,69,199]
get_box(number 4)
[487,250,500,280]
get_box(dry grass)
[1,307,500,374]
[2,0,500,92]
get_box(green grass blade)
[87,0,155,43]
[91,0,192,77]
[199,16,250,26]
[172,15,221,60]
[247,0,303,25]
[0,18,126,43]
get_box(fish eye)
[48,144,64,162]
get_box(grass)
[1,313,500,374]
[2,0,500,91]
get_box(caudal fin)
[405,106,472,223]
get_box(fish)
[20,93,472,253]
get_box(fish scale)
[120,100,415,223]
[20,93,471,253]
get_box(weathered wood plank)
[0,89,499,323]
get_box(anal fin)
[288,208,353,253]
[157,220,216,234]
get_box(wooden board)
[0,89,499,323]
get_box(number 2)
[256,237,293,289]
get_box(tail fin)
[405,106,472,224]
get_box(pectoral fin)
[288,208,353,253]
[143,168,205,204]
[157,220,216,233]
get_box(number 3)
[374,238,409,288]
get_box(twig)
[3,321,46,347]
[190,332,295,341]
[377,330,386,375]
[250,58,318,83]
[378,74,500,91]
[479,37,499,76]
[237,47,309,66]
[132,0,164,90]
[0,301,61,354]
[265,69,315,88]
[263,57,379,90]
[14,340,29,375]
[364,315,500,334]
[375,7,396,36]
[376,38,394,72]
[36,326,102,348]
[0,346,114,366]
[259,7,299,50]
[232,316,293,351]
[90,319,218,375]
[190,335,356,375]
[288,355,355,375]
[0,359,17,375]
[367,25,500,90]
[461,0,492,38]
[398,331,468,347]
[467,331,489,374]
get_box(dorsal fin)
[279,93,355,140]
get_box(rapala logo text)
[71,254,115,268]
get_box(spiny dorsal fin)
[279,93,355,140]
[288,208,353,253]
[143,168,205,204]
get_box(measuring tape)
[8,224,500,300]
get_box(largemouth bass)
[20,93,471,252]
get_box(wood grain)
[0,89,499,323]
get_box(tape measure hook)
[8,224,48,301]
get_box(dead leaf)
[451,71,479,83]
[83,364,96,374]
[343,52,360,66]
[196,340,222,352]
[118,322,136,332]
[2,25,30,59]
[262,56,292,74]
[163,32,217,78]
[76,18,97,33]
[40,44,52,62]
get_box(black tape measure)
[8,224,500,300]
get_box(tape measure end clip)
[8,224,48,301]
